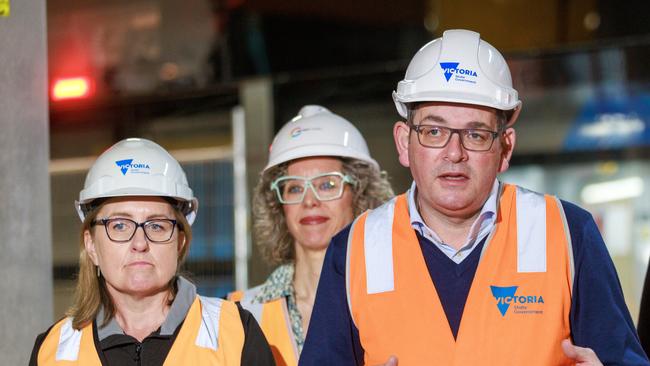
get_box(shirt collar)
[96,275,197,341]
[407,179,500,247]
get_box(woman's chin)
[296,240,330,253]
[109,276,168,297]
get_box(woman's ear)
[84,229,100,266]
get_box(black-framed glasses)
[409,124,501,151]
[91,218,178,243]
[270,171,356,204]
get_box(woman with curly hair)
[230,105,393,366]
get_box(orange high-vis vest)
[346,184,575,365]
[230,287,298,366]
[37,296,245,366]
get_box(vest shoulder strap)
[39,317,100,365]
[196,295,226,351]
[345,196,402,324]
[165,295,245,364]
[361,197,398,294]
[514,185,547,273]
[552,196,576,290]
[55,317,83,361]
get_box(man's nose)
[443,132,468,163]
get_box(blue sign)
[564,92,650,151]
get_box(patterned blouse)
[253,263,306,354]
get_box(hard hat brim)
[75,189,198,225]
[264,145,379,172]
[393,90,522,119]
[80,187,183,201]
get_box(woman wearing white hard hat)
[229,105,393,366]
[30,138,275,366]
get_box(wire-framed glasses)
[91,218,178,243]
[409,124,501,151]
[270,171,356,204]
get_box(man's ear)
[498,128,516,173]
[84,229,100,266]
[393,121,411,168]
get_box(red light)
[52,77,92,101]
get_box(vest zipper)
[134,343,142,366]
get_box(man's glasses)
[91,218,178,243]
[409,124,501,151]
[270,172,356,204]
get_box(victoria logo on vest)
[490,285,545,317]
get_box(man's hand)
[561,339,603,365]
[373,356,398,366]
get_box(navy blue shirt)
[299,199,649,366]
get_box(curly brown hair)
[253,157,393,265]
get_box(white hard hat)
[393,29,522,124]
[265,105,378,171]
[76,137,199,225]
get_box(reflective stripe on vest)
[347,184,574,365]
[37,316,102,365]
[37,296,245,365]
[231,287,298,366]
[194,296,224,350]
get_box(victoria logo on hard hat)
[439,62,478,84]
[289,126,322,139]
[490,285,545,317]
[115,159,151,176]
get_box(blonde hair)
[253,157,393,266]
[67,200,192,330]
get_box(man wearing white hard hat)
[300,30,648,365]
[30,138,275,365]
[229,106,393,366]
